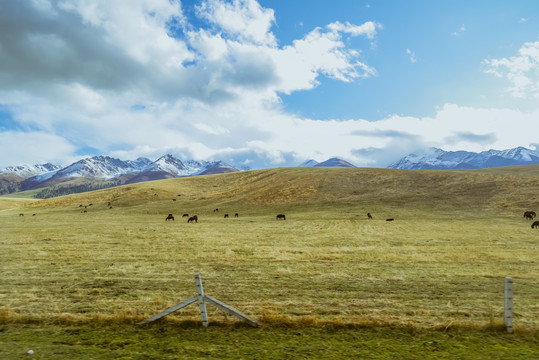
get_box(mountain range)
[1,146,539,197]
[0,154,239,196]
[388,146,539,170]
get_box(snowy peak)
[389,147,539,170]
[149,154,187,175]
[199,161,238,175]
[314,157,356,168]
[0,163,62,178]
[298,157,356,168]
[53,156,153,179]
[299,160,319,167]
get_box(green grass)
[1,323,537,359]
[1,167,538,358]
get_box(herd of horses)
[165,213,198,222]
[164,210,539,228]
[165,212,281,222]
[524,211,539,228]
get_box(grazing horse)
[213,208,219,212]
[524,211,536,220]
[367,213,373,219]
[224,214,229,218]
[188,215,198,223]
[276,214,286,220]
[386,218,394,221]
[19,213,24,216]
[235,213,239,218]
[165,214,174,221]
[182,214,189,217]
[532,221,539,229]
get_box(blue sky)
[0,0,538,169]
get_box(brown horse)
[165,214,174,221]
[367,213,373,219]
[188,215,198,223]
[276,214,286,220]
[532,221,539,229]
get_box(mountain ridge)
[388,146,539,170]
[2,146,539,197]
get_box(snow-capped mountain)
[0,163,61,178]
[301,157,356,168]
[298,160,319,167]
[8,154,238,182]
[298,157,356,168]
[0,154,240,195]
[388,147,539,170]
[50,156,154,179]
[144,154,188,176]
[199,161,238,175]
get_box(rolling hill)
[23,165,539,218]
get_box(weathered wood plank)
[504,276,513,333]
[138,296,197,325]
[195,273,209,327]
[204,294,260,327]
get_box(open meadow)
[1,167,538,358]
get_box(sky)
[0,0,538,169]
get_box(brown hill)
[25,166,539,217]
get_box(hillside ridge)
[27,166,539,217]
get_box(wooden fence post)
[504,276,513,334]
[195,273,209,327]
[138,273,260,327]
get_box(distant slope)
[0,197,38,211]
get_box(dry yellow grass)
[0,167,538,331]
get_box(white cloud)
[58,0,193,65]
[0,131,76,167]
[406,48,417,63]
[451,24,466,36]
[484,40,539,98]
[326,21,380,39]
[195,0,276,46]
[1,1,536,171]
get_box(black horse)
[165,214,174,221]
[524,211,536,220]
[532,221,539,229]
[188,215,198,223]
[276,214,286,220]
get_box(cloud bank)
[0,0,537,169]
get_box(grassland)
[1,167,538,358]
